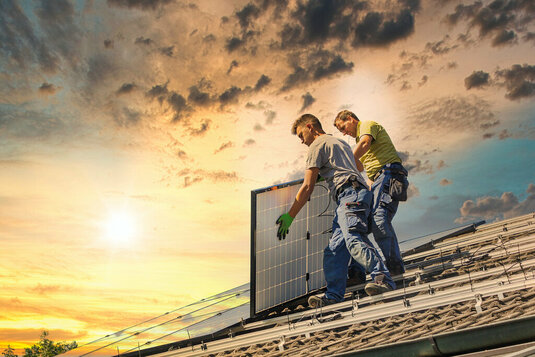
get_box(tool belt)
[373,162,408,181]
[375,163,409,202]
[336,175,366,197]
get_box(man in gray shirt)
[276,114,395,307]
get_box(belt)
[336,176,365,197]
[372,162,407,181]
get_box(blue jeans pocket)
[379,192,396,213]
[345,202,368,233]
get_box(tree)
[20,331,76,357]
[2,345,17,357]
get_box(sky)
[1,0,534,353]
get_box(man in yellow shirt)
[334,110,408,277]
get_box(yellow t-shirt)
[356,120,401,180]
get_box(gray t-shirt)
[305,134,367,195]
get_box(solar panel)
[250,179,334,317]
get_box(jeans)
[369,163,407,275]
[323,184,395,302]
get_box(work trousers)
[323,184,394,302]
[370,163,407,275]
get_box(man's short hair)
[334,110,359,128]
[291,114,324,135]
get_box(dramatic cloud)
[404,159,433,174]
[214,141,233,154]
[34,0,81,68]
[463,64,535,100]
[300,92,316,112]
[0,105,70,140]
[167,92,190,122]
[135,36,153,46]
[243,139,255,146]
[0,1,59,72]
[107,0,173,11]
[116,83,137,95]
[440,178,452,186]
[406,95,498,138]
[114,107,141,127]
[352,9,415,48]
[425,35,457,55]
[398,151,434,175]
[456,183,535,223]
[465,70,490,89]
[28,283,73,296]
[498,129,512,140]
[182,169,240,188]
[418,75,428,87]
[281,49,353,91]
[188,119,211,136]
[227,60,238,75]
[159,45,174,57]
[407,183,420,200]
[188,86,211,107]
[146,82,169,104]
[492,29,517,46]
[254,75,271,91]
[270,0,418,49]
[235,3,261,30]
[445,0,535,47]
[177,150,188,160]
[495,64,535,100]
[38,82,58,95]
[225,36,245,52]
[264,110,276,125]
[219,86,243,106]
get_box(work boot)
[308,295,338,308]
[365,274,393,296]
[364,282,392,296]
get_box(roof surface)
[153,212,535,357]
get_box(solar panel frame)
[250,178,334,318]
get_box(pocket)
[389,174,409,201]
[345,202,369,234]
[379,191,396,213]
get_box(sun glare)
[104,212,137,244]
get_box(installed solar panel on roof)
[251,179,334,316]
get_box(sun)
[104,212,137,244]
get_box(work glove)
[276,213,294,240]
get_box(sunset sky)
[1,0,534,353]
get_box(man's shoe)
[308,295,338,308]
[364,282,392,296]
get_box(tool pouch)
[389,173,409,202]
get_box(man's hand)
[276,213,294,240]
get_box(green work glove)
[276,213,294,240]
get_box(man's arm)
[288,167,319,218]
[353,134,373,165]
[276,167,319,239]
[355,159,364,172]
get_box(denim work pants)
[323,185,395,302]
[369,164,407,275]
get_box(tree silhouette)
[2,331,77,357]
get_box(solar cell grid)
[251,179,335,316]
